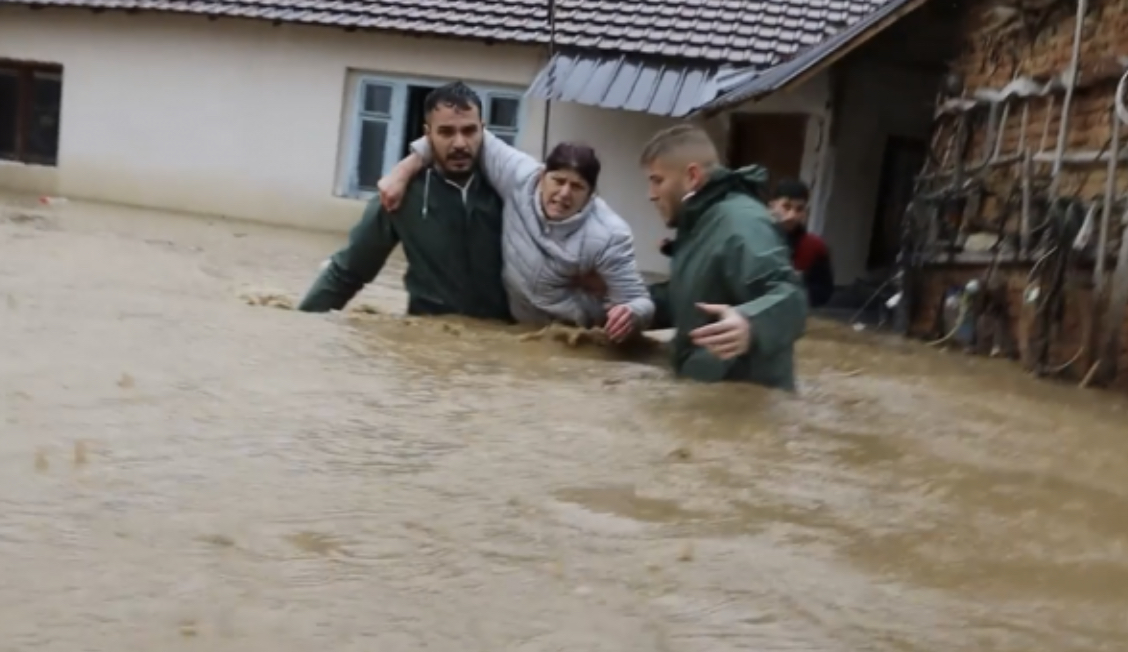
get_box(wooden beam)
[1097,202,1128,384]
[773,0,934,96]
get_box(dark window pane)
[27,71,61,164]
[0,70,18,160]
[494,131,517,146]
[355,119,388,191]
[488,97,520,129]
[362,83,392,115]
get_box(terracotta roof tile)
[1,0,895,65]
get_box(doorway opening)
[867,135,928,271]
[727,112,808,196]
[402,84,438,158]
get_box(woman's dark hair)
[544,142,601,189]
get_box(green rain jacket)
[649,166,808,390]
[298,168,512,322]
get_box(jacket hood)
[730,164,770,199]
[677,164,770,236]
[419,166,490,219]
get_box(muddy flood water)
[3,196,1128,651]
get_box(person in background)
[297,82,511,321]
[377,130,652,342]
[640,124,807,391]
[770,179,835,308]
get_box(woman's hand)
[377,153,427,212]
[604,304,637,343]
[377,173,409,212]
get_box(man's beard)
[443,166,473,182]
[663,191,685,227]
[437,154,474,182]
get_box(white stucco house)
[0,0,959,284]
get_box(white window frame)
[338,74,526,199]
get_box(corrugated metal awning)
[526,51,749,118]
[690,0,930,116]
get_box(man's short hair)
[772,178,810,202]
[424,81,483,117]
[639,123,719,166]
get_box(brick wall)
[908,0,1128,391]
[910,265,1128,390]
[929,0,1128,221]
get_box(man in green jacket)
[639,124,807,390]
[298,82,511,321]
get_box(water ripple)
[3,198,1128,651]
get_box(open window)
[344,76,525,196]
[0,60,63,166]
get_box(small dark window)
[0,60,63,166]
[485,95,521,144]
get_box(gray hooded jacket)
[410,131,654,328]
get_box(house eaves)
[4,0,920,117]
[690,0,931,117]
[0,0,901,68]
[526,51,741,118]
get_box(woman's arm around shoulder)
[409,130,540,200]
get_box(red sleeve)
[792,233,829,272]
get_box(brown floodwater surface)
[3,197,1128,651]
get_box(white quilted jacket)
[410,131,654,328]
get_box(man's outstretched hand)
[689,303,752,360]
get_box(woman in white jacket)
[378,130,654,342]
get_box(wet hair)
[772,178,810,202]
[638,123,719,167]
[545,142,601,189]
[423,81,483,118]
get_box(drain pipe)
[1095,90,1122,290]
[1118,68,1128,126]
[1049,0,1088,195]
[539,0,557,159]
[1086,70,1128,386]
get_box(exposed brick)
[911,266,1128,392]
[929,0,1128,234]
[916,0,1128,392]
